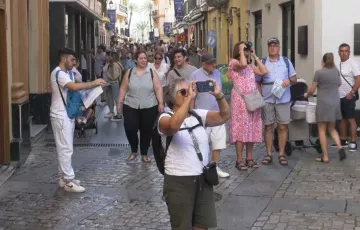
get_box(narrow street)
[1,107,360,230]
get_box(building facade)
[0,0,50,165]
[152,0,175,42]
[248,0,360,89]
[206,0,248,64]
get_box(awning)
[189,16,205,25]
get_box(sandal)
[235,161,248,171]
[278,155,288,165]
[141,155,151,163]
[127,153,138,161]
[245,159,259,168]
[261,155,273,165]
[315,156,329,163]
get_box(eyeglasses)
[177,88,187,97]
[155,57,162,60]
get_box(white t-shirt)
[50,67,73,119]
[339,58,360,98]
[148,62,169,86]
[158,109,209,176]
[72,67,82,82]
[161,56,170,65]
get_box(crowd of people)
[50,37,359,230]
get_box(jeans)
[51,117,75,180]
[123,104,158,155]
[105,82,120,113]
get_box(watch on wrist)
[216,93,224,100]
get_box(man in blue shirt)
[256,38,297,166]
[190,54,230,178]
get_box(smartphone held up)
[196,81,215,93]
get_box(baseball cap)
[201,54,216,64]
[267,37,280,45]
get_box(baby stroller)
[75,102,98,138]
[273,81,322,156]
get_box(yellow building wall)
[206,0,248,65]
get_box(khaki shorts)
[163,174,217,229]
[262,102,291,125]
[207,124,227,150]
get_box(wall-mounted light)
[264,3,271,10]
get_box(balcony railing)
[117,4,127,14]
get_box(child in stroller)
[75,102,98,137]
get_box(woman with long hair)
[228,42,268,170]
[148,52,170,87]
[117,50,164,163]
[305,53,346,162]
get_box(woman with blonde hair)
[305,52,346,162]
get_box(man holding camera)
[256,37,297,166]
[190,54,230,178]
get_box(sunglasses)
[177,88,187,97]
[155,57,162,60]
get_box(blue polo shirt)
[256,56,296,104]
[190,68,222,111]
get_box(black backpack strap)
[150,68,154,80]
[189,110,203,127]
[173,68,181,77]
[128,68,133,81]
[55,70,67,108]
[165,136,173,152]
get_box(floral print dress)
[228,59,262,143]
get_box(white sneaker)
[59,178,81,188]
[105,112,114,118]
[216,167,230,178]
[64,181,86,193]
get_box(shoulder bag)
[233,85,265,112]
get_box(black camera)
[245,41,253,49]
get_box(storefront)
[0,0,10,164]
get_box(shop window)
[254,11,262,59]
[282,2,295,66]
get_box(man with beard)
[50,48,106,192]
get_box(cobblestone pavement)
[1,133,360,229]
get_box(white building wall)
[249,0,360,86]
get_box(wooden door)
[0,0,11,164]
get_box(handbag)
[340,63,359,100]
[184,119,219,186]
[233,85,265,112]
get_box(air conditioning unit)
[205,0,227,9]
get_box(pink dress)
[229,59,262,143]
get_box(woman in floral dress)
[228,42,268,170]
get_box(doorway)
[0,3,11,164]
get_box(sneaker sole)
[64,187,85,193]
[349,149,357,152]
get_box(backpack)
[152,110,203,175]
[56,70,83,119]
[128,68,153,81]
[261,56,290,77]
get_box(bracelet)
[216,93,224,101]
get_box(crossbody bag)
[340,62,359,100]
[233,85,265,112]
[183,118,219,186]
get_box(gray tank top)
[124,67,158,109]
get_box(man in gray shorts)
[256,38,297,166]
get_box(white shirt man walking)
[50,48,106,192]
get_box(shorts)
[163,174,217,229]
[206,124,227,150]
[263,102,291,125]
[340,97,356,119]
